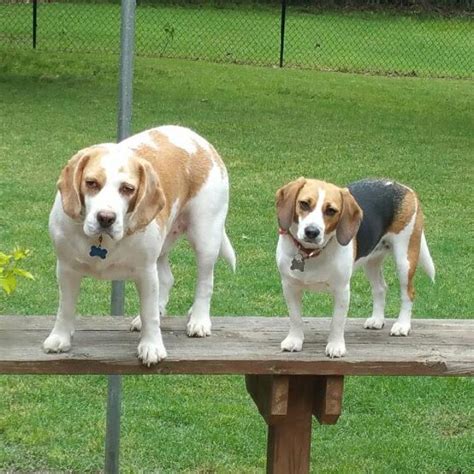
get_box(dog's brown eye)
[325,207,337,216]
[120,183,135,195]
[299,201,311,212]
[85,179,99,190]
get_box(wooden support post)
[266,376,314,474]
[246,375,315,474]
[313,375,344,425]
[246,374,345,473]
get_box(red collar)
[278,228,322,259]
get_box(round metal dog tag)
[290,253,305,272]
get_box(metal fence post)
[116,0,136,143]
[279,0,287,68]
[32,0,38,49]
[104,1,136,473]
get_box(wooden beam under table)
[245,374,344,474]
[313,375,344,425]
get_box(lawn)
[0,49,473,471]
[0,2,472,77]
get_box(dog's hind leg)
[130,233,179,332]
[185,212,226,338]
[157,253,174,317]
[184,161,231,338]
[131,253,175,333]
[363,253,387,330]
[390,208,423,336]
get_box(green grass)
[1,2,472,77]
[0,50,473,471]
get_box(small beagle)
[44,126,236,366]
[276,178,435,358]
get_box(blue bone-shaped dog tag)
[89,245,108,259]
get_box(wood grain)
[1,316,473,375]
[313,376,344,425]
[245,375,290,423]
[266,376,315,474]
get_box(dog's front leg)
[281,281,304,352]
[326,283,350,358]
[43,262,81,353]
[135,268,167,366]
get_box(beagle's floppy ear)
[127,159,166,234]
[57,148,91,220]
[336,188,363,246]
[275,177,306,231]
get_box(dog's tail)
[220,229,236,272]
[418,231,435,283]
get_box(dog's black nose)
[97,211,116,228]
[304,226,320,240]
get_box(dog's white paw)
[186,318,211,338]
[43,333,72,353]
[325,340,346,358]
[137,340,167,366]
[364,317,385,330]
[281,335,303,352]
[390,321,411,336]
[130,315,142,332]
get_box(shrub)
[0,247,34,296]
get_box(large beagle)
[44,126,236,366]
[276,178,435,358]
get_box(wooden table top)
[1,316,473,376]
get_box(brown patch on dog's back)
[135,131,213,227]
[388,189,417,234]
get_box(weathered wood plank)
[1,315,472,332]
[0,316,473,376]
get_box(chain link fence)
[1,0,472,78]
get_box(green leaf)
[0,248,34,295]
[0,253,11,266]
[13,268,35,280]
[0,275,17,295]
[12,247,31,261]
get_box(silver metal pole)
[105,1,136,472]
[116,0,136,143]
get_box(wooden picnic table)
[1,316,473,473]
